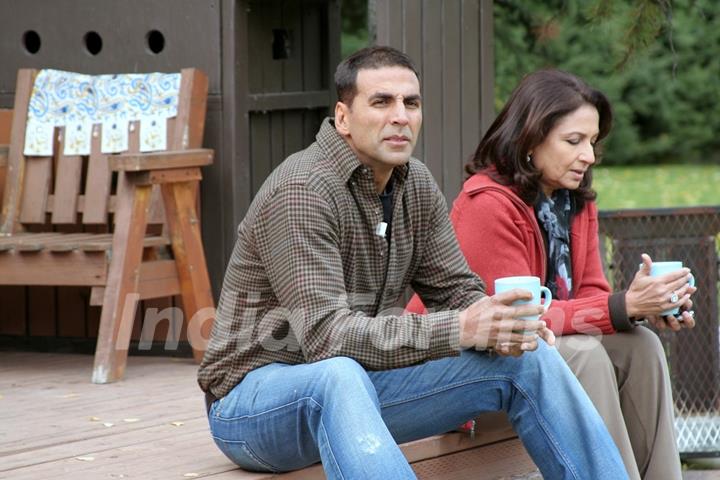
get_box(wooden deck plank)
[4,351,712,480]
[0,352,532,480]
[0,352,234,480]
[411,438,537,479]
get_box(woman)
[407,69,695,479]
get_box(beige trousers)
[555,326,681,480]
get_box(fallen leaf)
[170,421,184,427]
[89,416,101,422]
[61,393,80,399]
[103,422,114,428]
[76,456,95,462]
[123,418,140,423]
[0,394,3,400]
[183,474,199,478]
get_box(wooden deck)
[1,351,717,480]
[0,351,539,480]
[0,351,237,480]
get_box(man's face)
[335,66,422,172]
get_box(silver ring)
[669,292,679,303]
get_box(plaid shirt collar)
[316,117,410,186]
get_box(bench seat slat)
[79,234,169,251]
[0,233,63,250]
[46,234,115,252]
[15,233,101,251]
[0,232,59,244]
[0,233,170,252]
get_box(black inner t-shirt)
[378,177,394,242]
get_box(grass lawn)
[593,164,720,210]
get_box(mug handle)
[688,272,695,288]
[539,286,553,312]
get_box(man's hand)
[458,289,555,356]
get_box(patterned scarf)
[535,190,573,300]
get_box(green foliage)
[341,0,368,34]
[342,30,369,60]
[593,164,720,209]
[494,0,720,165]
[341,0,369,59]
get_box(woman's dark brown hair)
[466,69,613,209]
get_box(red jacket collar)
[463,168,517,195]
[463,170,532,213]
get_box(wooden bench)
[0,69,214,384]
[215,413,534,479]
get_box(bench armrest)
[110,148,213,172]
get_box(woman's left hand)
[625,254,695,318]
[645,298,696,332]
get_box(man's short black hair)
[334,46,420,106]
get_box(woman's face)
[530,103,600,197]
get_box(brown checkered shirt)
[198,118,486,398]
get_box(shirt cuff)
[427,310,462,358]
[608,290,634,331]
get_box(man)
[199,46,627,479]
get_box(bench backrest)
[0,68,208,234]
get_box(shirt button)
[379,251,384,257]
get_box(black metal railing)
[599,206,720,456]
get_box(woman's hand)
[646,297,696,332]
[625,253,696,318]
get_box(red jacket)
[407,172,618,336]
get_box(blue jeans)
[208,342,628,479]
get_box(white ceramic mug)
[646,261,695,316]
[494,276,553,321]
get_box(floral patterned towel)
[23,70,181,156]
